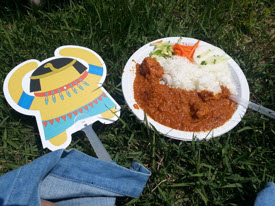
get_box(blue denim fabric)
[254,182,275,206]
[0,149,151,206]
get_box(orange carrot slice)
[172,44,192,52]
[172,42,200,63]
[189,40,200,58]
[172,44,194,62]
[153,40,163,44]
[178,47,193,62]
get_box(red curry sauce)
[133,57,237,132]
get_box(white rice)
[157,45,237,95]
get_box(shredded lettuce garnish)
[201,55,229,65]
[149,41,174,60]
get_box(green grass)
[0,0,274,205]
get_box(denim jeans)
[254,182,275,206]
[0,149,151,206]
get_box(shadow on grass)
[0,0,70,19]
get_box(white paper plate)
[122,37,249,140]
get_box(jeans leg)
[254,182,275,206]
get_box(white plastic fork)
[230,94,275,119]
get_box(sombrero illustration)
[4,46,120,151]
